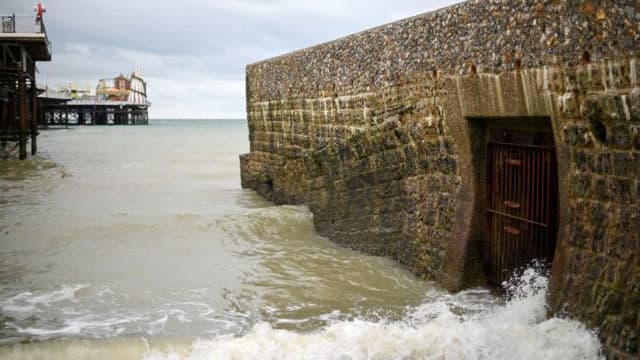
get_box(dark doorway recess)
[485,129,558,285]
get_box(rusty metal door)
[486,130,558,285]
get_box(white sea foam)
[4,284,88,307]
[1,284,89,318]
[121,161,149,169]
[9,315,141,338]
[143,269,602,360]
[26,284,89,305]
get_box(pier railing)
[1,15,46,34]
[1,14,51,58]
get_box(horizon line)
[150,118,246,120]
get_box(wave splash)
[145,268,602,360]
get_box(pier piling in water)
[40,101,150,126]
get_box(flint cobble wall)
[246,0,638,103]
[549,61,640,358]
[241,0,639,358]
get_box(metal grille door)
[486,130,558,285]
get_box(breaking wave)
[142,268,602,360]
[0,269,602,359]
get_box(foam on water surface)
[0,269,602,360]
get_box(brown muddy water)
[0,120,602,359]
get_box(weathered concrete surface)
[241,0,639,358]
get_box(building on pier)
[40,68,150,126]
[0,7,51,159]
[57,82,91,100]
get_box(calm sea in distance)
[0,120,602,359]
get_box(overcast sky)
[2,0,461,119]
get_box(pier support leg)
[0,100,7,149]
[41,102,47,129]
[30,83,37,155]
[18,74,27,160]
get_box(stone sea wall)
[549,61,640,358]
[246,0,638,103]
[241,0,639,358]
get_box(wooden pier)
[0,13,51,159]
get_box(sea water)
[0,120,602,359]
